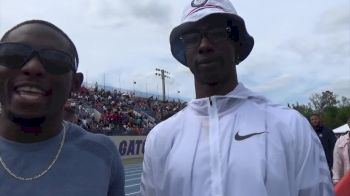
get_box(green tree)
[309,90,338,112]
[290,102,313,118]
[291,91,350,129]
[322,106,339,129]
[338,96,350,107]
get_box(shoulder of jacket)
[247,99,305,125]
[248,100,314,140]
[335,134,350,148]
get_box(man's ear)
[71,72,84,92]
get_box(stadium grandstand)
[64,85,186,136]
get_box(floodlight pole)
[155,68,170,102]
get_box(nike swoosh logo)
[234,131,267,141]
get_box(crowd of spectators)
[64,85,186,136]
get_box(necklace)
[0,123,66,181]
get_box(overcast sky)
[0,0,349,105]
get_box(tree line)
[289,91,350,129]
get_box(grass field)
[123,158,143,196]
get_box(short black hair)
[311,113,320,117]
[0,19,79,68]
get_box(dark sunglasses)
[179,26,238,49]
[0,42,77,75]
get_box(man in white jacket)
[141,0,334,195]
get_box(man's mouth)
[13,85,51,101]
[199,61,217,66]
[197,57,221,66]
[198,59,216,65]
[196,58,222,70]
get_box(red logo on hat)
[191,0,208,7]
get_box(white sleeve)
[141,133,156,196]
[294,116,334,196]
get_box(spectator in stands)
[310,113,337,175]
[141,0,333,195]
[333,117,350,185]
[0,20,124,195]
[68,83,184,135]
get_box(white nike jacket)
[141,83,334,196]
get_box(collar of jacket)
[187,83,268,115]
[337,133,350,148]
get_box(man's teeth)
[16,86,46,95]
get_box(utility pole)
[133,81,136,96]
[155,68,170,102]
[103,73,106,90]
[85,69,88,87]
[118,73,121,91]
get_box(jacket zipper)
[208,96,223,196]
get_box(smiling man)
[0,20,124,196]
[141,0,334,196]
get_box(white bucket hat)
[170,0,254,66]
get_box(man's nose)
[198,36,214,54]
[21,56,45,77]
